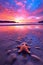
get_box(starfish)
[16,42,31,54]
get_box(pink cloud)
[32,8,43,15]
[16,2,23,6]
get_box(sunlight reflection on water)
[0,25,43,32]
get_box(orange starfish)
[16,42,31,54]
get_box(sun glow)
[14,17,25,23]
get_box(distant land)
[0,20,16,23]
[0,20,43,26]
[0,20,43,23]
[38,21,43,23]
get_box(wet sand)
[0,26,43,65]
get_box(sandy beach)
[0,26,43,65]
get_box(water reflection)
[0,25,43,32]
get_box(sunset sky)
[0,0,43,23]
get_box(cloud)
[0,0,43,22]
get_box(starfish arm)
[18,47,23,53]
[18,46,24,53]
[25,48,31,54]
